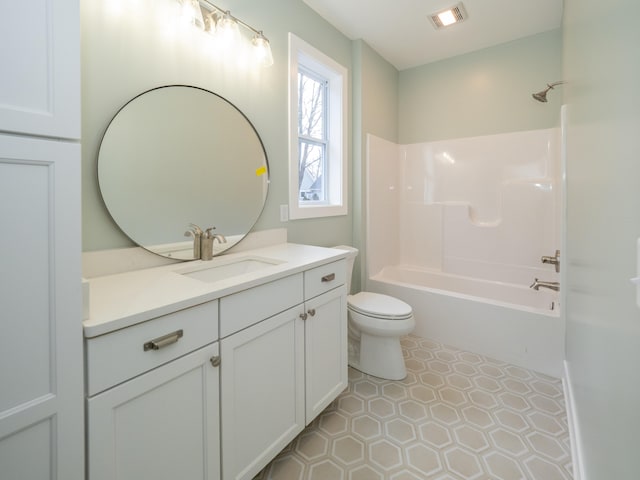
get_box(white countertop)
[84,243,349,338]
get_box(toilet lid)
[348,292,413,320]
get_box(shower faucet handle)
[541,250,560,273]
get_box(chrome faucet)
[529,278,560,292]
[541,249,560,273]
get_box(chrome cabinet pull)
[321,273,335,282]
[210,356,221,367]
[143,329,183,351]
[300,312,308,321]
[307,309,316,317]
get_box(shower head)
[532,90,550,102]
[532,81,565,102]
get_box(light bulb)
[179,0,204,28]
[204,13,216,35]
[437,9,457,26]
[216,11,240,45]
[252,32,274,67]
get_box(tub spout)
[529,278,560,292]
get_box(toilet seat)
[348,292,413,320]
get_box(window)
[288,33,348,219]
[298,67,328,203]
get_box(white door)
[220,306,305,480]
[0,0,80,138]
[304,286,348,423]
[0,133,83,480]
[87,343,221,480]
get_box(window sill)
[288,204,347,220]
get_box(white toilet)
[335,246,415,380]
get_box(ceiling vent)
[429,2,468,29]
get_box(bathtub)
[368,265,564,377]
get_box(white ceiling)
[302,0,563,70]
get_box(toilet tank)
[333,245,358,293]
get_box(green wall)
[563,0,640,477]
[81,0,353,252]
[398,29,563,143]
[352,40,399,292]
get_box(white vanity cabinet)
[84,245,349,480]
[220,306,306,480]
[219,274,305,480]
[86,301,221,480]
[303,260,348,423]
[219,260,347,480]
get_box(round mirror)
[98,85,269,260]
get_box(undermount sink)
[178,256,283,283]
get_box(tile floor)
[254,335,572,480]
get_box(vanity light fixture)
[215,10,240,43]
[252,31,274,68]
[180,0,205,28]
[178,0,274,67]
[429,2,468,29]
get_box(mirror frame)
[97,85,270,260]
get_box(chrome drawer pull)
[321,273,335,282]
[143,329,184,351]
[307,309,316,317]
[210,356,221,367]
[300,312,308,321]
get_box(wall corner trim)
[563,360,586,480]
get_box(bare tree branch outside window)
[298,69,327,202]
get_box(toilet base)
[349,332,407,380]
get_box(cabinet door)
[0,134,82,480]
[304,286,348,423]
[87,344,220,480]
[220,306,305,480]
[0,0,80,138]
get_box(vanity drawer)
[86,300,218,396]
[304,259,346,300]
[220,273,303,338]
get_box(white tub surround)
[84,243,349,480]
[367,130,564,376]
[368,130,561,280]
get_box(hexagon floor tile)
[254,335,572,479]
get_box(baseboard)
[563,360,586,480]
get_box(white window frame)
[288,33,348,219]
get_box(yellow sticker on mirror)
[255,166,267,176]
